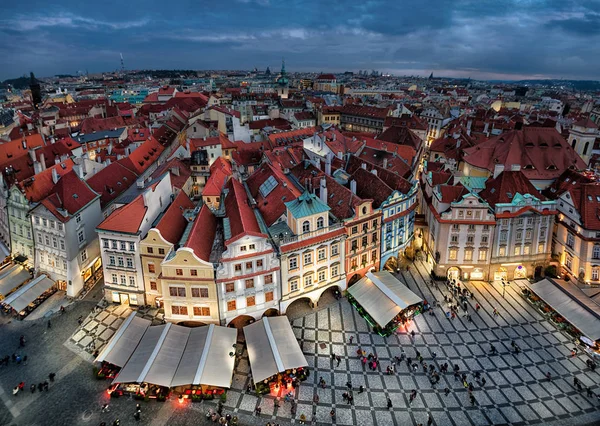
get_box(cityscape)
[0,2,600,426]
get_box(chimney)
[325,154,332,176]
[483,121,490,135]
[350,180,357,194]
[22,139,27,149]
[29,149,36,162]
[319,176,327,204]
[467,119,472,136]
[371,169,378,177]
[142,188,152,207]
[493,163,505,179]
[104,158,111,166]
[383,158,388,169]
[511,164,521,171]
[33,160,43,175]
[52,168,60,184]
[73,164,84,179]
[108,142,113,155]
[361,163,367,170]
[39,153,46,171]
[337,151,343,159]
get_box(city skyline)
[1,0,599,81]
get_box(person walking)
[546,372,552,381]
[470,394,476,406]
[387,397,392,409]
[43,381,49,391]
[48,373,56,382]
[133,411,140,422]
[47,320,51,329]
[444,387,450,396]
[18,382,25,391]
[359,385,364,394]
[349,335,354,344]
[112,420,120,426]
[427,414,433,426]
[336,355,341,367]
[13,386,19,396]
[30,384,36,393]
[102,404,110,413]
[37,383,43,392]
[330,409,336,422]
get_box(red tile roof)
[479,171,545,207]
[341,105,391,119]
[80,116,126,134]
[0,134,45,163]
[384,115,427,131]
[294,111,315,122]
[378,126,422,151]
[155,191,195,244]
[572,118,598,129]
[150,157,192,191]
[462,128,586,180]
[249,118,291,131]
[87,162,138,208]
[356,146,413,179]
[571,183,600,231]
[224,178,266,244]
[185,204,217,262]
[438,183,469,204]
[158,86,176,96]
[203,159,233,197]
[40,171,99,222]
[267,127,317,149]
[264,146,304,171]
[19,159,74,203]
[97,193,147,234]
[316,74,336,80]
[118,136,165,175]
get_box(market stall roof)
[244,316,307,384]
[347,271,423,328]
[171,325,237,388]
[95,312,151,367]
[2,275,54,312]
[524,278,600,341]
[0,265,30,298]
[111,322,237,388]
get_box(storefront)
[494,267,508,281]
[470,268,484,280]
[82,257,103,292]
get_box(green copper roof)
[285,191,330,219]
[458,176,487,191]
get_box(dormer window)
[302,221,310,233]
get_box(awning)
[95,312,151,367]
[524,278,600,341]
[111,322,237,388]
[244,316,307,384]
[347,271,423,328]
[0,265,31,298]
[2,275,54,312]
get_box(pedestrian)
[444,387,450,396]
[43,381,48,391]
[490,345,497,354]
[314,393,319,404]
[47,320,51,329]
[427,414,433,426]
[22,355,27,365]
[546,372,552,381]
[30,384,36,393]
[330,409,336,422]
[112,420,120,426]
[12,386,18,396]
[346,380,352,390]
[336,355,341,367]
[573,377,580,387]
[136,404,141,413]
[102,404,110,413]
[254,406,261,416]
[387,397,392,409]
[49,373,56,381]
[359,385,364,394]
[18,382,24,391]
[349,335,354,344]
[411,330,415,338]
[19,335,25,347]
[481,377,486,387]
[470,394,476,406]
[38,382,43,392]
[587,387,594,398]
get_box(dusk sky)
[0,0,599,81]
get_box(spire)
[281,58,286,75]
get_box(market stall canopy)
[244,316,307,384]
[524,278,600,341]
[95,312,151,367]
[110,321,237,388]
[2,275,53,312]
[347,271,423,328]
[0,265,30,299]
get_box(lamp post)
[502,278,507,298]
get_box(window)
[158,248,165,255]
[566,233,575,248]
[302,221,310,233]
[245,279,254,289]
[245,261,253,270]
[514,246,520,256]
[256,259,263,269]
[593,246,600,260]
[35,217,40,225]
[192,288,209,298]
[246,296,256,307]
[169,287,186,297]
[538,243,544,253]
[451,235,458,244]
[193,306,210,316]
[351,240,358,251]
[103,239,110,248]
[500,230,508,241]
[290,280,299,292]
[129,242,135,251]
[331,244,339,256]
[304,275,313,287]
[499,246,506,257]
[361,254,367,265]
[234,264,242,273]
[129,276,135,287]
[467,235,474,243]
[62,260,67,270]
[249,244,255,250]
[264,274,273,284]
[171,305,188,315]
[317,217,324,229]
[318,248,326,261]
[372,250,377,261]
[120,241,126,250]
[112,274,118,283]
[593,269,599,281]
[240,246,247,252]
[304,252,312,265]
[452,224,459,230]
[265,291,274,302]
[109,255,115,266]
[76,214,81,223]
[478,249,487,261]
[481,236,488,244]
[565,254,573,270]
[112,240,118,249]
[449,248,458,260]
[318,270,326,282]
[361,236,368,247]
[120,275,127,285]
[351,226,358,235]
[148,263,156,273]
[176,269,183,276]
[52,237,57,248]
[78,231,85,243]
[517,218,523,226]
[289,257,298,270]
[45,235,50,245]
[42,218,47,227]
[524,245,530,255]
[80,250,88,262]
[37,234,42,244]
[464,250,473,261]
[225,283,235,293]
[60,240,65,250]
[147,247,154,254]
[126,258,133,268]
[516,231,522,240]
[227,300,237,311]
[150,281,157,291]
[118,257,124,267]
[468,224,475,231]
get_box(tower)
[120,53,125,74]
[275,59,289,99]
[29,72,41,109]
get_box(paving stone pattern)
[224,259,600,425]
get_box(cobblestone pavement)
[65,301,165,361]
[0,259,599,426]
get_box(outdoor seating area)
[347,271,423,337]
[95,312,237,400]
[1,274,56,319]
[243,316,309,395]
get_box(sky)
[0,0,599,81]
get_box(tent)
[244,316,307,384]
[0,265,31,299]
[2,275,54,312]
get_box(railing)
[278,222,344,245]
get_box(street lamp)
[502,278,507,298]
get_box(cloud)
[0,13,149,31]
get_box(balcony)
[278,222,344,245]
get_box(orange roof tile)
[185,204,217,262]
[96,194,147,234]
[155,191,195,244]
